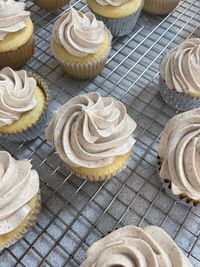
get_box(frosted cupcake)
[160,38,200,111]
[0,0,35,69]
[158,109,200,206]
[46,92,137,181]
[51,7,112,80]
[143,0,180,15]
[80,225,192,266]
[0,67,50,142]
[0,151,41,250]
[34,0,69,10]
[87,0,143,36]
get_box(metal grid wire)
[1,0,200,266]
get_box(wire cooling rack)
[1,0,200,266]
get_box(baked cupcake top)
[0,67,37,127]
[158,109,200,201]
[96,0,129,6]
[80,225,192,267]
[0,151,39,235]
[0,0,30,41]
[52,7,106,57]
[160,38,200,94]
[46,92,137,168]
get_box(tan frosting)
[0,151,39,235]
[52,7,105,57]
[0,67,37,127]
[80,225,192,267]
[160,38,200,94]
[158,109,200,201]
[96,0,129,6]
[46,92,137,168]
[0,0,30,41]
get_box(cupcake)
[87,0,143,37]
[0,67,50,142]
[51,7,112,80]
[143,0,180,15]
[0,151,41,250]
[34,0,69,10]
[158,109,200,206]
[80,225,192,266]
[0,0,35,69]
[159,38,200,111]
[46,92,137,181]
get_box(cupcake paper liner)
[159,76,200,111]
[0,73,50,142]
[0,35,35,70]
[34,0,69,10]
[52,31,112,80]
[65,151,132,182]
[143,0,180,15]
[0,193,41,251]
[95,4,143,37]
[157,155,199,207]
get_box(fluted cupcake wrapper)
[157,155,199,207]
[34,0,69,10]
[0,35,35,70]
[0,73,50,142]
[0,193,41,251]
[52,31,112,80]
[94,4,143,37]
[143,0,180,15]
[159,76,200,111]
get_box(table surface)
[1,0,200,266]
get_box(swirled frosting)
[0,151,39,235]
[158,109,200,201]
[80,225,192,267]
[0,67,37,127]
[96,0,129,6]
[0,0,30,41]
[46,92,137,168]
[160,38,200,94]
[52,7,105,57]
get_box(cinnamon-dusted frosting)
[96,0,129,6]
[0,67,37,127]
[80,225,192,267]
[0,0,30,41]
[158,109,200,201]
[46,92,137,168]
[160,38,200,94]
[0,151,39,235]
[52,7,105,57]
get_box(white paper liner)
[159,76,200,111]
[95,4,143,37]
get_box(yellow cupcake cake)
[87,0,144,36]
[0,151,41,250]
[34,0,69,10]
[51,7,112,80]
[0,67,50,142]
[46,92,137,181]
[0,0,35,69]
[143,0,180,15]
